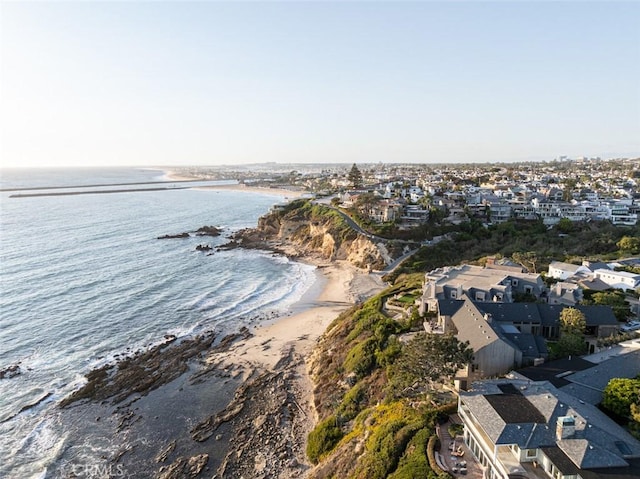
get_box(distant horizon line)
[2,155,640,170]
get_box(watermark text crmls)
[61,463,127,478]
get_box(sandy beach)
[164,169,307,199]
[212,260,383,371]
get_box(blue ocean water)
[0,168,316,478]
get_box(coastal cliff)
[234,199,388,270]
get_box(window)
[512,278,519,286]
[524,286,533,294]
[451,290,457,299]
[475,292,486,301]
[526,449,537,459]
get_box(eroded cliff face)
[254,209,387,270]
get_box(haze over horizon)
[1,1,639,168]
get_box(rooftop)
[461,379,640,472]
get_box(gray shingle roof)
[460,379,640,472]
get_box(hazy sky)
[1,1,639,168]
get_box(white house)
[547,261,592,280]
[593,268,640,291]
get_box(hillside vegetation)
[306,276,468,479]
[388,219,640,281]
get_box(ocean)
[0,168,317,478]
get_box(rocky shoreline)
[51,311,324,478]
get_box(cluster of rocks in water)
[157,225,224,253]
[157,225,223,240]
[0,362,21,380]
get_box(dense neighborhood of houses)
[415,257,640,479]
[175,158,640,231]
[330,158,639,228]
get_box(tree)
[512,251,539,273]
[553,334,587,359]
[553,307,587,359]
[388,333,474,397]
[617,235,640,254]
[582,290,631,322]
[355,192,379,213]
[602,377,640,419]
[560,307,586,335]
[556,218,575,234]
[347,163,363,189]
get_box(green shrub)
[448,423,464,438]
[307,415,344,464]
[356,420,417,479]
[343,337,378,379]
[336,383,367,422]
[387,428,433,479]
[375,336,402,368]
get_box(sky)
[1,1,639,168]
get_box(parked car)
[620,320,640,332]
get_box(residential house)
[400,204,429,226]
[431,297,534,387]
[548,262,592,281]
[419,264,545,314]
[593,269,640,292]
[458,379,640,479]
[428,298,619,385]
[366,199,404,223]
[483,196,513,223]
[516,339,640,405]
[547,282,583,306]
[608,201,638,226]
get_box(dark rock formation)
[195,244,212,252]
[157,453,209,479]
[157,232,190,239]
[58,332,218,408]
[157,226,222,240]
[190,347,310,478]
[0,363,21,380]
[195,226,222,237]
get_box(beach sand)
[164,169,307,199]
[213,261,382,371]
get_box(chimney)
[556,416,575,440]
